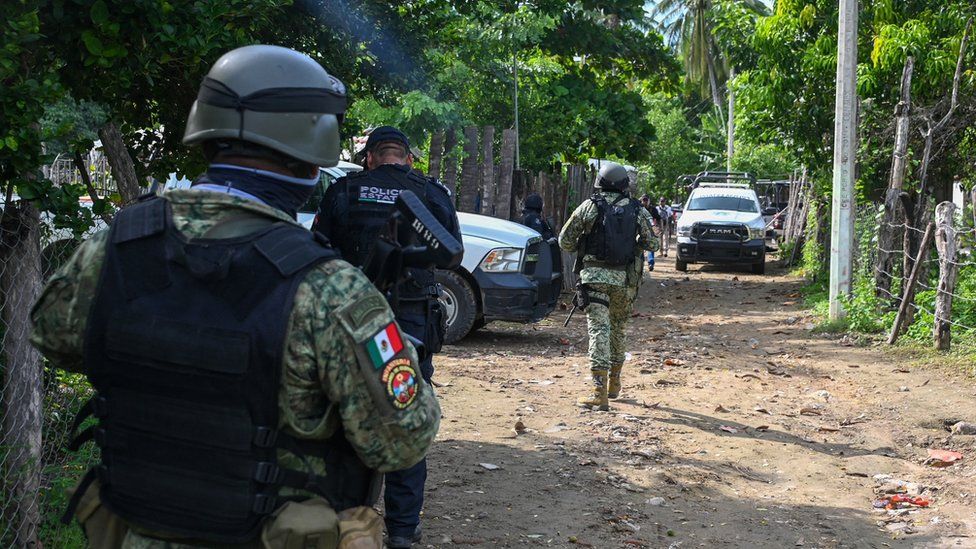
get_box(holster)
[573,283,591,311]
[575,283,609,310]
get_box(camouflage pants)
[584,283,637,373]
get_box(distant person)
[639,195,657,271]
[657,197,673,257]
[521,193,555,240]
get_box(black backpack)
[584,194,638,266]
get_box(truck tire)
[675,259,687,272]
[751,258,766,275]
[435,269,478,345]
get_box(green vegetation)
[2,1,976,542]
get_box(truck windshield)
[687,196,758,213]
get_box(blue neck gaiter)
[191,164,318,220]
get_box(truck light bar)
[696,182,752,189]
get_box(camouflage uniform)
[31,189,441,548]
[558,190,657,408]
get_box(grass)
[799,275,976,376]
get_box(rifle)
[362,190,463,295]
[563,237,588,327]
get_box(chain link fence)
[2,196,100,547]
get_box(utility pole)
[726,66,735,172]
[829,0,858,320]
[513,46,520,170]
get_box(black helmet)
[594,162,629,191]
[524,193,543,211]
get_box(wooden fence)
[426,125,595,290]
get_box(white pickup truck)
[298,162,562,343]
[675,181,768,275]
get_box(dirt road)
[417,254,976,548]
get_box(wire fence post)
[934,201,959,351]
[887,222,935,344]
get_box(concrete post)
[829,0,858,320]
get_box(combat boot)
[577,371,609,411]
[608,365,623,399]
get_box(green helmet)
[594,161,630,191]
[182,45,346,167]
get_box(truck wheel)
[675,259,687,272]
[751,259,766,275]
[435,269,478,345]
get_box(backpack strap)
[112,196,167,244]
[254,226,339,277]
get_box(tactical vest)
[330,164,441,302]
[583,193,639,267]
[65,197,377,543]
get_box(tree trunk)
[442,129,458,205]
[98,121,142,204]
[903,20,969,286]
[536,171,549,223]
[934,202,959,350]
[496,129,517,220]
[0,200,44,548]
[459,126,479,213]
[74,151,113,224]
[876,57,914,300]
[726,66,735,171]
[480,126,496,217]
[550,162,562,227]
[903,126,935,281]
[427,131,444,179]
[815,199,830,277]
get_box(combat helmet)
[594,161,630,192]
[183,45,346,167]
[524,193,543,211]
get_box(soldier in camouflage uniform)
[30,45,439,549]
[558,162,657,411]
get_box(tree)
[386,1,679,169]
[0,5,62,546]
[649,0,767,109]
[638,94,709,199]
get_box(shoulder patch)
[334,293,390,342]
[380,357,419,409]
[335,294,422,416]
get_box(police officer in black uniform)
[312,126,461,548]
[520,193,555,240]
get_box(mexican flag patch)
[366,322,404,368]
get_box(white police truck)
[674,178,768,275]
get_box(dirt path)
[421,252,976,548]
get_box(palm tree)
[649,0,767,109]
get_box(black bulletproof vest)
[332,165,438,301]
[66,197,376,543]
[583,193,639,267]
